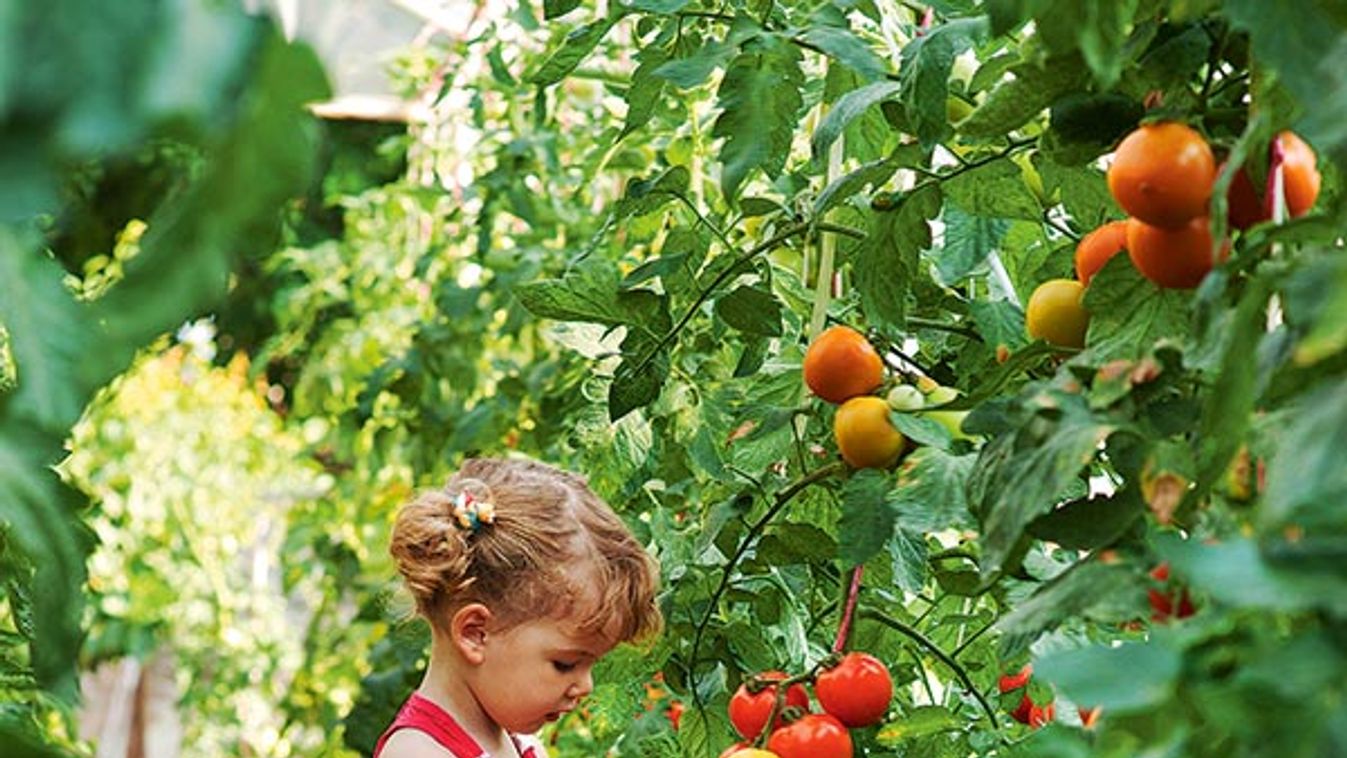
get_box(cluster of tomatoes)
[803,325,971,468]
[1147,562,1196,621]
[719,652,893,758]
[1026,122,1321,350]
[996,664,1101,730]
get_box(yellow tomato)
[834,396,906,468]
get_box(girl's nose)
[569,669,594,699]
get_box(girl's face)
[468,614,615,735]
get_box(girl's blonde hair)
[389,458,661,643]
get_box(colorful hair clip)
[451,490,496,534]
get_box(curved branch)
[859,607,1003,730]
[688,461,847,711]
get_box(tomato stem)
[832,565,865,653]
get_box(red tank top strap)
[372,693,542,758]
[373,693,485,758]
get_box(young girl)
[375,458,662,758]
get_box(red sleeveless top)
[373,692,542,758]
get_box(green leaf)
[812,81,902,166]
[1028,488,1144,550]
[624,0,690,13]
[898,18,985,146]
[1035,157,1119,229]
[814,154,900,216]
[957,57,1088,140]
[0,430,88,702]
[528,15,623,87]
[968,299,1028,350]
[1225,0,1347,153]
[615,166,690,220]
[98,31,328,353]
[1159,535,1347,616]
[610,336,669,421]
[799,26,889,81]
[1036,639,1181,713]
[877,705,961,743]
[856,184,941,329]
[890,411,952,449]
[1289,253,1347,365]
[892,447,977,533]
[995,561,1138,657]
[1262,379,1347,532]
[516,258,667,328]
[936,206,1010,282]
[1074,0,1138,88]
[977,410,1112,575]
[621,46,670,137]
[621,253,692,290]
[889,527,928,595]
[944,158,1044,221]
[712,38,805,200]
[0,233,93,432]
[1191,276,1270,513]
[1082,255,1193,361]
[652,42,733,89]
[838,471,898,566]
[544,0,583,19]
[760,523,837,565]
[714,286,783,337]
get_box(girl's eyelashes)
[552,660,578,673]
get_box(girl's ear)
[450,603,493,665]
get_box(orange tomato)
[1274,131,1321,219]
[803,326,885,404]
[1074,220,1129,285]
[1026,279,1089,349]
[1108,122,1215,228]
[1225,131,1320,229]
[1126,216,1227,289]
[834,396,906,469]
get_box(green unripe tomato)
[887,384,926,411]
[920,385,974,440]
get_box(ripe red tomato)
[1009,692,1034,724]
[815,652,893,727]
[1224,163,1265,231]
[998,664,1032,693]
[1028,700,1055,728]
[727,672,810,740]
[666,701,684,730]
[766,713,853,758]
[1148,563,1196,620]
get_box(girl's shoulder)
[379,728,457,758]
